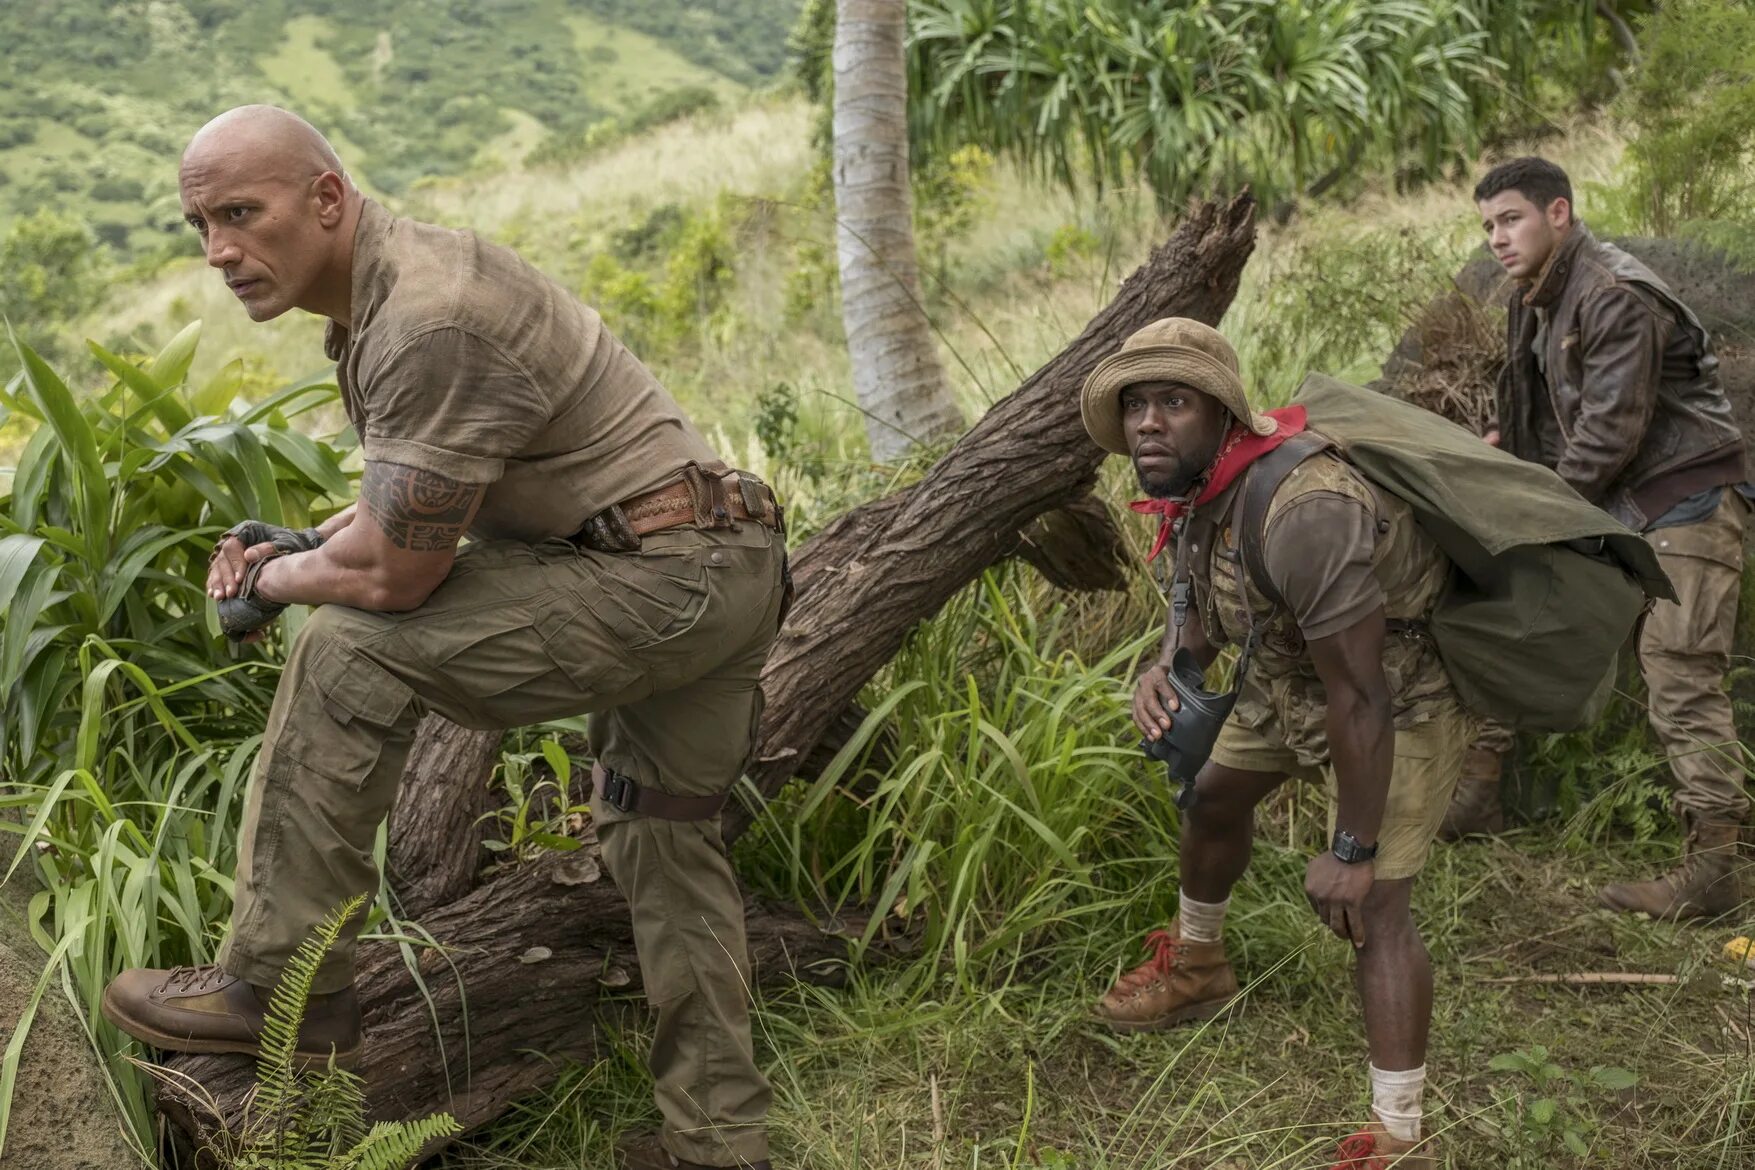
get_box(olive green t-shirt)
[323,199,719,543]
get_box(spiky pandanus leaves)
[900,0,1648,212]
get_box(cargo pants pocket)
[280,637,421,791]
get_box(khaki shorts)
[1209,700,1471,879]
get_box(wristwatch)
[1331,829,1379,864]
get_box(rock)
[0,876,140,1170]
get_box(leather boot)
[1438,746,1504,840]
[618,1132,772,1169]
[1094,920,1238,1033]
[1330,1122,1437,1168]
[1599,816,1746,919]
[101,964,363,1068]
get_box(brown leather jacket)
[1496,223,1744,530]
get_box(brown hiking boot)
[1438,747,1504,840]
[617,1132,771,1169]
[1095,921,1238,1033]
[101,964,363,1067]
[1599,817,1746,920]
[1330,1122,1436,1168]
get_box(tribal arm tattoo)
[361,461,484,551]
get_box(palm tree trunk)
[832,0,964,462]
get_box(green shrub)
[1606,0,1755,263]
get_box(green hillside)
[0,0,798,256]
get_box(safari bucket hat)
[1080,317,1273,455]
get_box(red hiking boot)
[1094,919,1237,1033]
[1330,1122,1436,1168]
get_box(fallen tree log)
[733,192,1257,840]
[156,193,1257,1153]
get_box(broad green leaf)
[194,358,245,417]
[100,528,194,623]
[0,563,63,689]
[527,831,583,852]
[10,331,110,548]
[6,424,60,533]
[88,341,192,435]
[240,371,340,424]
[1590,1066,1637,1090]
[1528,1097,1557,1125]
[0,535,46,616]
[539,738,572,785]
[259,425,353,497]
[147,320,203,391]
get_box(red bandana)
[1128,405,1309,560]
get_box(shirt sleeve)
[1261,491,1384,640]
[358,325,549,484]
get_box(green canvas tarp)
[1293,373,1674,730]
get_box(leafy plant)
[218,894,461,1170]
[478,736,588,866]
[0,324,353,1145]
[874,0,1631,213]
[1489,1044,1637,1166]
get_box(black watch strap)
[1331,829,1379,864]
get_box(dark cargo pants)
[216,522,786,1166]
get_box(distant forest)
[0,0,799,252]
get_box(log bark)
[734,192,1258,841]
[155,824,854,1157]
[155,193,1256,1151]
[385,717,502,917]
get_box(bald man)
[101,106,788,1170]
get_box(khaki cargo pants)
[216,522,786,1166]
[1640,491,1750,825]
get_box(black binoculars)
[1137,646,1238,811]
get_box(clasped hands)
[208,520,324,642]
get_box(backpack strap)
[1236,432,1336,614]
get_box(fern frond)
[344,1114,462,1170]
[239,892,369,1166]
[305,1065,370,1158]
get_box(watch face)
[1333,831,1376,862]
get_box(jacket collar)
[1523,221,1595,310]
[323,198,393,361]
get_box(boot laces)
[159,965,230,994]
[1114,928,1186,992]
[1330,1130,1389,1169]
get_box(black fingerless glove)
[213,520,324,642]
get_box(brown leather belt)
[622,477,762,536]
[572,464,784,553]
[593,762,730,821]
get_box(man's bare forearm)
[1309,613,1395,844]
[253,462,481,613]
[1326,683,1394,845]
[253,522,447,612]
[315,502,359,540]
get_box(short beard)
[1135,463,1198,499]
